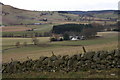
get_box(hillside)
[1,3,118,26]
[58,10,118,19]
[1,4,69,25]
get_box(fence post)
[82,46,86,53]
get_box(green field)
[2,24,53,36]
[3,69,119,78]
[2,31,119,63]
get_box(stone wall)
[2,49,120,73]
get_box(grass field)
[2,31,119,63]
[3,68,119,78]
[2,24,53,36]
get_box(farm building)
[71,37,79,41]
[50,33,85,41]
[70,36,85,41]
[34,23,42,25]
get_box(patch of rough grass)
[3,69,119,78]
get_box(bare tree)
[15,41,20,48]
[32,37,39,45]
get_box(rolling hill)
[1,3,69,25]
[0,3,118,26]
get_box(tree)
[81,27,98,38]
[15,42,20,48]
[52,24,92,34]
[38,33,42,37]
[43,32,51,37]
[32,37,39,45]
[52,23,102,39]
[63,33,70,40]
[50,37,57,41]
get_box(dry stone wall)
[2,49,120,73]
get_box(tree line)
[2,32,51,38]
[52,24,93,34]
[52,23,103,39]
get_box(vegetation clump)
[32,37,39,45]
[52,24,103,40]
[15,42,20,48]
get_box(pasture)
[1,26,32,32]
[2,31,119,63]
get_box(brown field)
[97,31,119,37]
[3,41,118,63]
[1,26,32,32]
